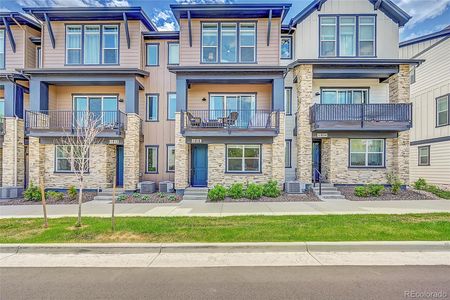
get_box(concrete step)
[320,195,346,200]
[184,191,209,196]
[182,195,208,201]
[315,191,342,196]
[93,196,114,201]
[313,187,339,192]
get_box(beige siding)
[294,0,399,59]
[42,20,143,68]
[410,141,450,187]
[2,26,25,71]
[399,37,444,59]
[179,18,280,66]
[24,27,40,68]
[187,83,272,110]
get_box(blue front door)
[116,146,124,187]
[312,141,321,181]
[191,144,208,187]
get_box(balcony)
[25,110,127,137]
[181,110,280,137]
[310,103,412,132]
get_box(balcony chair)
[220,112,239,127]
[187,112,201,127]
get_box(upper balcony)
[309,103,413,132]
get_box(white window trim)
[220,23,238,63]
[167,93,176,120]
[55,145,89,173]
[66,25,82,65]
[349,139,385,168]
[102,25,119,64]
[239,23,256,63]
[436,95,449,127]
[418,146,430,166]
[321,88,369,104]
[83,25,101,65]
[0,29,4,69]
[358,16,376,57]
[320,17,337,57]
[339,16,356,57]
[201,23,219,63]
[168,42,179,65]
[226,145,261,173]
[146,43,159,66]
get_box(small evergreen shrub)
[117,194,127,202]
[354,186,369,197]
[262,180,281,198]
[24,183,41,201]
[141,195,150,201]
[46,190,64,201]
[245,183,263,200]
[168,195,177,202]
[386,172,402,195]
[414,178,427,190]
[208,185,227,201]
[68,186,78,200]
[157,192,165,198]
[132,192,142,199]
[227,183,244,199]
[367,184,385,196]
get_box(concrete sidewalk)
[1,242,449,267]
[1,199,450,218]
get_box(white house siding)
[294,0,399,59]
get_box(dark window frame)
[348,138,386,169]
[146,93,159,122]
[167,41,179,65]
[0,29,4,69]
[285,139,292,168]
[146,43,159,67]
[145,145,159,174]
[280,35,293,59]
[418,145,430,166]
[225,144,262,174]
[167,92,176,121]
[284,87,293,115]
[436,94,450,127]
[54,145,90,173]
[320,87,370,104]
[166,144,175,173]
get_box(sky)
[1,0,449,42]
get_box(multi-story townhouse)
[0,12,41,197]
[400,26,450,189]
[0,0,422,198]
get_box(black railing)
[313,168,323,195]
[181,110,280,132]
[25,110,127,133]
[310,103,412,130]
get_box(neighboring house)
[399,26,450,189]
[0,0,421,196]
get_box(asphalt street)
[1,266,449,300]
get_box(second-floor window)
[66,24,118,65]
[146,94,159,121]
[436,94,449,127]
[320,15,375,57]
[321,88,368,104]
[0,29,5,69]
[36,46,42,68]
[281,36,292,59]
[168,42,179,65]
[202,22,256,63]
[284,87,292,115]
[146,44,159,66]
[167,93,176,120]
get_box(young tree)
[58,112,106,227]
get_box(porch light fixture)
[315,92,321,96]
[119,98,124,102]
[202,97,207,102]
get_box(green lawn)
[1,214,449,243]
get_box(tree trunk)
[40,176,48,228]
[77,179,83,227]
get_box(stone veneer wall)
[0,148,3,186]
[2,118,25,187]
[124,114,141,191]
[28,136,45,186]
[174,112,189,190]
[293,64,313,184]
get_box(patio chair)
[220,112,239,127]
[187,112,201,127]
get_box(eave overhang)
[142,31,180,40]
[20,68,149,77]
[400,26,450,47]
[0,12,41,31]
[168,65,286,75]
[29,36,41,45]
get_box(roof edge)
[400,26,450,47]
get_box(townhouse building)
[400,26,450,188]
[0,0,421,197]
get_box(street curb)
[1,241,449,254]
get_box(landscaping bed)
[0,192,96,205]
[208,191,320,202]
[337,187,437,201]
[116,193,182,204]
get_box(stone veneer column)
[293,64,313,184]
[123,113,141,191]
[272,112,285,186]
[174,112,189,191]
[389,64,411,184]
[28,136,45,186]
[2,118,25,187]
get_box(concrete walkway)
[1,199,450,218]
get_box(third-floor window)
[66,24,119,65]
[319,15,375,58]
[201,22,256,64]
[0,29,5,69]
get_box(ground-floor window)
[418,146,430,166]
[167,144,175,172]
[285,140,291,168]
[349,139,384,167]
[55,145,89,172]
[146,146,158,173]
[226,144,261,173]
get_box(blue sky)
[1,0,449,41]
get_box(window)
[240,23,256,62]
[320,17,337,57]
[167,145,175,172]
[0,99,4,117]
[84,25,100,64]
[281,36,292,59]
[226,145,261,172]
[339,17,356,56]
[418,146,430,166]
[146,44,159,66]
[72,95,118,126]
[359,16,375,56]
[209,94,256,126]
[284,87,292,115]
[202,23,218,63]
[167,93,176,120]
[55,145,88,172]
[349,139,384,167]
[66,25,82,64]
[285,140,292,168]
[102,25,118,64]
[146,94,158,121]
[321,88,369,104]
[146,146,158,173]
[410,67,416,84]
[436,95,449,127]
[0,29,4,69]
[36,46,41,68]
[168,42,179,65]
[221,23,237,63]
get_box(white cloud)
[176,0,234,4]
[16,0,129,7]
[398,0,450,29]
[402,23,448,41]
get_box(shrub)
[46,190,64,201]
[262,180,281,198]
[245,183,264,200]
[168,195,177,202]
[68,186,78,200]
[208,185,227,201]
[227,183,244,199]
[354,186,369,197]
[367,184,385,197]
[425,185,450,200]
[414,178,427,190]
[24,183,41,202]
[141,195,150,201]
[386,172,402,195]
[132,192,141,199]
[117,194,127,202]
[157,192,165,198]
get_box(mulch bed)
[207,191,321,202]
[0,192,96,205]
[117,193,182,204]
[337,187,439,201]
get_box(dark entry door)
[312,141,321,181]
[191,144,208,187]
[116,146,124,187]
